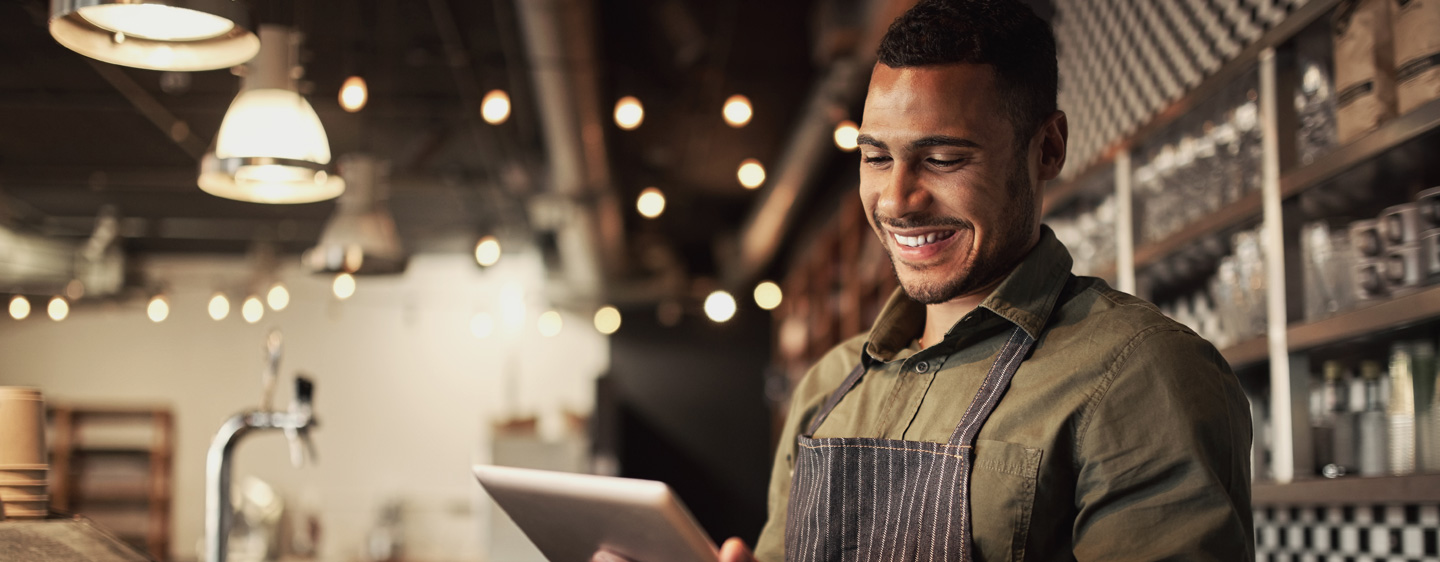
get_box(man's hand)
[719,537,756,562]
[590,537,756,562]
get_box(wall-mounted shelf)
[1253,473,1440,505]
[1280,97,1440,200]
[1288,285,1440,353]
[1221,336,1269,370]
[1134,191,1264,270]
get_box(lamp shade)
[49,0,259,71]
[198,25,341,204]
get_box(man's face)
[858,63,1041,305]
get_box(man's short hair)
[877,0,1058,145]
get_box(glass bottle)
[1416,340,1439,472]
[1389,343,1417,475]
[1358,360,1389,476]
[1325,361,1357,477]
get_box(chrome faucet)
[205,331,318,562]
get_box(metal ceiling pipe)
[515,0,627,300]
[730,0,915,286]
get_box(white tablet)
[473,465,720,562]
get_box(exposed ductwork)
[515,0,628,301]
[729,0,916,286]
[0,204,123,297]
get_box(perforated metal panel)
[1056,0,1313,177]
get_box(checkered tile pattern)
[1254,504,1440,561]
[1055,0,1312,179]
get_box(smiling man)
[722,0,1255,561]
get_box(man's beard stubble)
[878,154,1037,305]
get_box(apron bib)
[784,326,1035,562]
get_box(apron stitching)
[797,441,969,459]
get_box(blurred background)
[4,0,1440,560]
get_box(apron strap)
[803,361,867,436]
[948,326,1035,447]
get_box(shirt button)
[915,361,930,373]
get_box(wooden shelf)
[1254,473,1440,505]
[1220,335,1269,369]
[1280,97,1440,199]
[1287,285,1440,353]
[1134,190,1263,269]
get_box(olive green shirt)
[755,227,1254,561]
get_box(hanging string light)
[209,293,231,321]
[704,291,737,323]
[636,187,666,219]
[834,120,859,151]
[147,295,169,323]
[737,159,766,189]
[9,296,31,320]
[722,94,752,127]
[48,297,69,321]
[614,96,644,130]
[481,90,511,125]
[339,75,367,112]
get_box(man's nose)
[874,163,930,219]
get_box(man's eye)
[863,155,891,164]
[928,157,964,166]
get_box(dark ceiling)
[0,0,1053,296]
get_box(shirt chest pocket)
[970,439,1043,562]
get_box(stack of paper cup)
[0,387,49,519]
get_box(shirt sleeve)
[1072,326,1254,561]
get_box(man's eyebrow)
[856,134,885,149]
[911,135,981,150]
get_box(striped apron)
[784,326,1035,562]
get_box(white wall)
[0,251,608,561]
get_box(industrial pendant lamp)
[49,0,260,71]
[302,154,406,275]
[303,155,408,275]
[199,24,343,204]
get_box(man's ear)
[1036,111,1068,183]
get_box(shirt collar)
[863,225,1074,362]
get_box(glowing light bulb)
[738,158,766,189]
[834,120,859,151]
[470,312,494,338]
[209,293,230,320]
[636,187,666,219]
[614,96,644,130]
[266,283,290,311]
[481,90,511,124]
[242,296,264,323]
[754,281,783,310]
[475,236,502,267]
[704,291,737,323]
[147,296,169,323]
[9,296,30,320]
[332,273,356,300]
[48,297,69,321]
[722,94,752,127]
[538,310,563,337]
[339,76,367,112]
[593,306,622,335]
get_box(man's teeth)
[894,232,947,247]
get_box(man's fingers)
[718,537,755,562]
